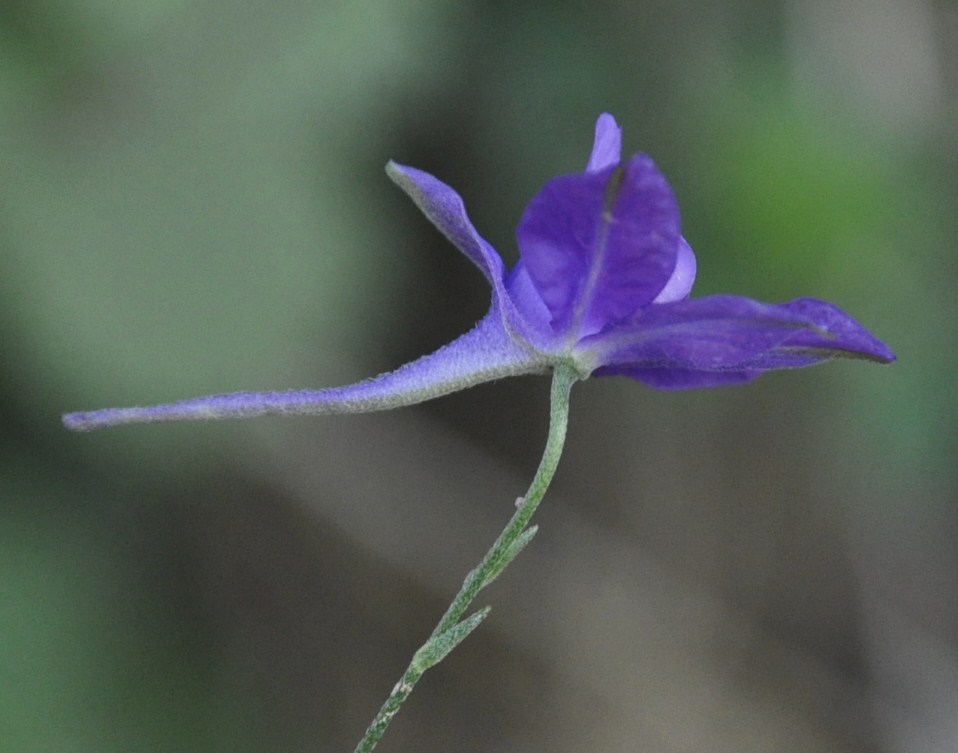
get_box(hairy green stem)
[351,363,578,753]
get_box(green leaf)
[412,607,492,671]
[480,524,539,589]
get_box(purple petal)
[588,295,894,390]
[503,261,558,351]
[652,237,697,303]
[585,113,622,172]
[517,154,681,338]
[63,308,547,431]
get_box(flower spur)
[62,112,893,433]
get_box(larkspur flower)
[63,113,894,432]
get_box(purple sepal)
[589,295,895,390]
[599,365,761,390]
[517,154,681,338]
[386,161,506,289]
[386,161,542,352]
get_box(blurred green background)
[2,2,955,751]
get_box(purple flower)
[63,114,894,432]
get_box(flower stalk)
[352,363,577,753]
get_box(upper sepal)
[517,154,681,339]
